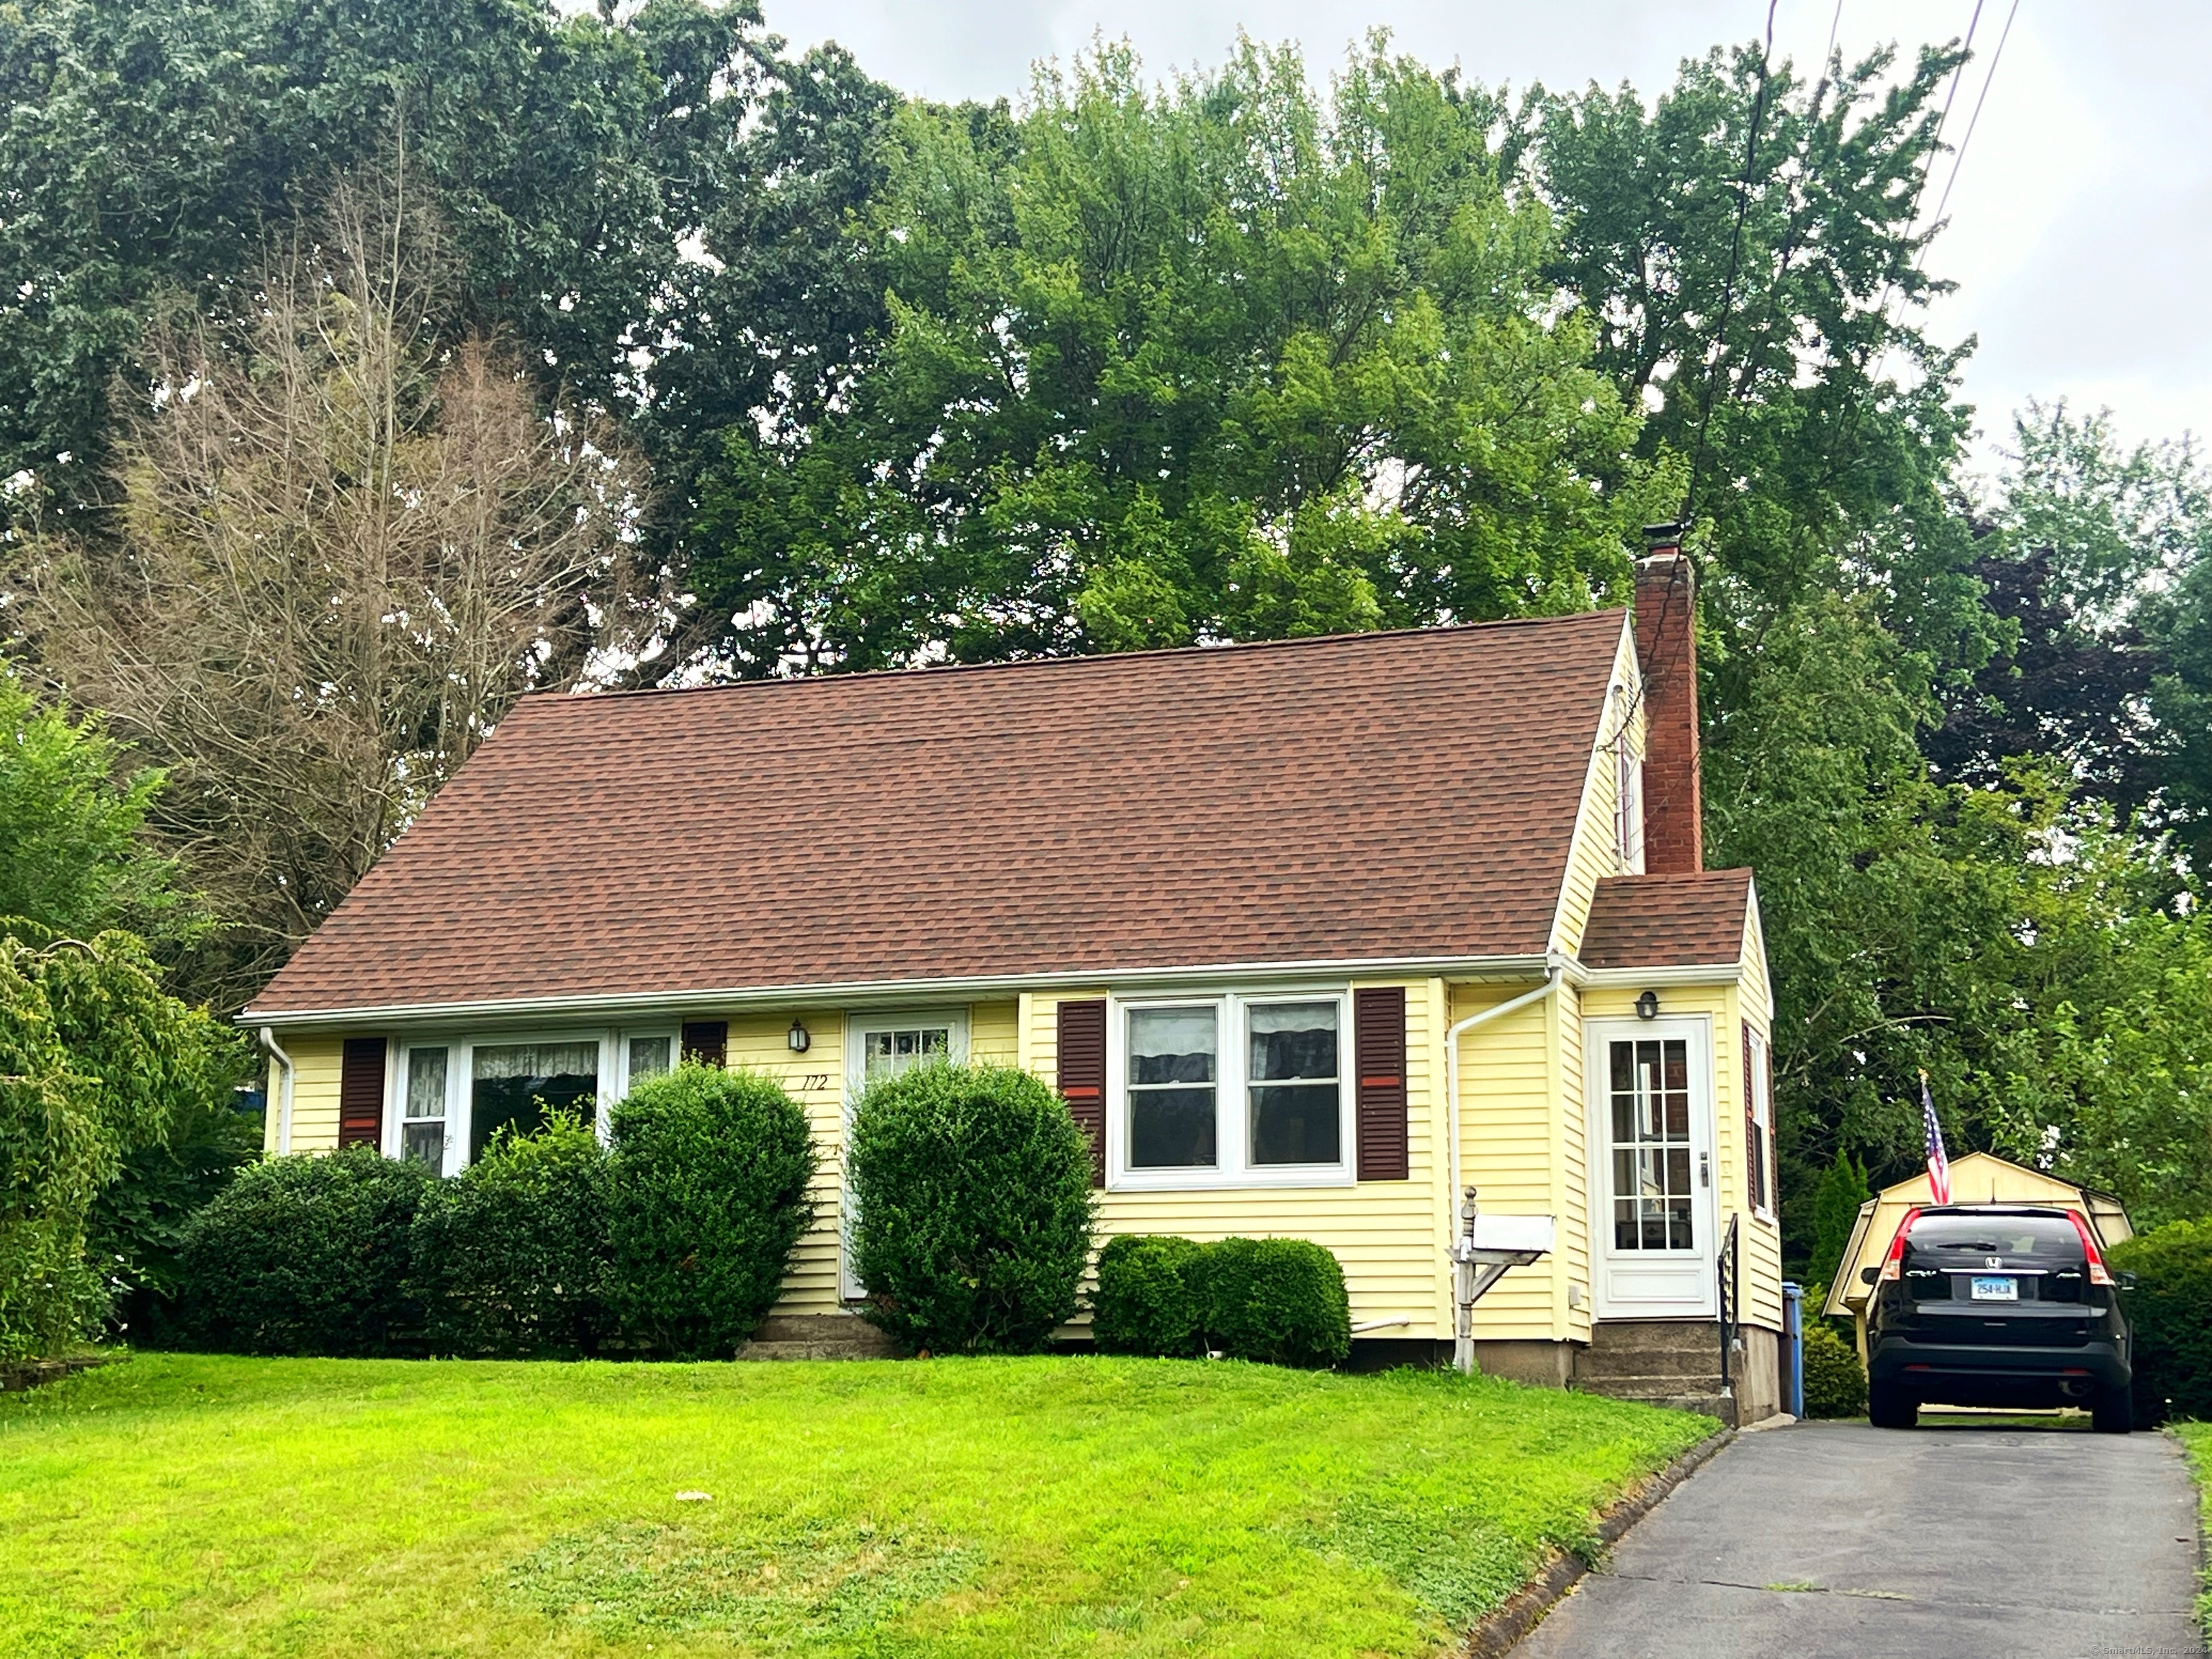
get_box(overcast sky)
[769,0,2211,475]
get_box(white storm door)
[1589,1019,1718,1319]
[839,1010,968,1303]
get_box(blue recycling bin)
[1781,1281,1804,1418]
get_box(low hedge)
[2110,1218,2212,1424]
[1801,1321,1867,1419]
[1092,1233,1352,1367]
[1201,1237,1352,1367]
[1092,1235,1206,1357]
[606,1064,816,1359]
[410,1110,611,1357]
[847,1061,1096,1355]
[172,1146,433,1356]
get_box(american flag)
[1922,1071,1951,1205]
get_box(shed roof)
[247,613,1632,1019]
[1577,870,1754,969]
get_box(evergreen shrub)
[2110,1218,2212,1424]
[1801,1321,1867,1419]
[606,1064,815,1359]
[410,1110,612,1357]
[172,1146,432,1355]
[847,1061,1095,1354]
[1201,1236,1352,1367]
[1091,1234,1205,1357]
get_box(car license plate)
[1970,1275,2018,1301]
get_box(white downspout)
[1443,963,1565,1207]
[260,1026,295,1155]
[1444,964,1565,1372]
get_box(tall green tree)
[683,37,1671,674]
[0,0,772,531]
[0,659,197,948]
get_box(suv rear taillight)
[2066,1209,2114,1287]
[1879,1207,1923,1282]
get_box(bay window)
[1112,992,1352,1188]
[387,1026,679,1176]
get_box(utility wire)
[1678,0,1781,535]
[1928,0,2019,241]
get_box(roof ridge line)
[523,609,1632,708]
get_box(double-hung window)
[1112,992,1351,1188]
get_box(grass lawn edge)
[2168,1422,2212,1640]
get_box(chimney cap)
[1642,521,1686,552]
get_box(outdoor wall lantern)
[1634,989,1661,1022]
[786,1019,811,1053]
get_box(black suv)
[1861,1204,2134,1432]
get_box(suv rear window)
[1906,1214,2084,1260]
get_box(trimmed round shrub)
[1092,1234,1205,1357]
[1801,1321,1867,1419]
[410,1110,613,1357]
[2110,1218,2212,1424]
[606,1064,815,1359]
[173,1146,433,1355]
[848,1061,1096,1354]
[1201,1236,1352,1367]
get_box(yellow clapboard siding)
[1550,621,1643,961]
[969,1000,1019,1066]
[271,1036,345,1154]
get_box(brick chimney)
[1633,525,1702,874]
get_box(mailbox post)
[1452,1186,1557,1376]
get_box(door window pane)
[1128,1007,1217,1168]
[628,1035,671,1087]
[1248,1002,1340,1165]
[1607,1038,1694,1251]
[470,1041,598,1162]
[861,1026,949,1081]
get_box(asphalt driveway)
[1516,1419,2201,1659]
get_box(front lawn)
[0,1354,1708,1658]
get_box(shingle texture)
[1578,871,1754,970]
[247,614,1630,1016]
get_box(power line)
[1928,0,2020,238]
[1678,0,1781,534]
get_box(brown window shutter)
[1743,1028,1766,1212]
[338,1037,388,1148]
[1354,987,1408,1181]
[1056,999,1107,1187]
[682,1021,728,1068]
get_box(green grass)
[0,1354,1709,1659]
[2169,1422,2212,1636]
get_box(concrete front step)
[1575,1345,1735,1381]
[1573,1380,1735,1421]
[735,1315,900,1362]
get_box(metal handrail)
[1718,1212,1741,1391]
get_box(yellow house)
[1821,1151,2134,1365]
[243,539,1787,1424]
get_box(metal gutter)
[241,950,1559,1032]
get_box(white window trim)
[840,1008,974,1302]
[1105,986,1355,1192]
[382,1024,680,1174]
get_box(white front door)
[1588,1019,1718,1318]
[839,1010,968,1302]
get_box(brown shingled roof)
[246,613,1631,1017]
[1578,871,1755,970]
